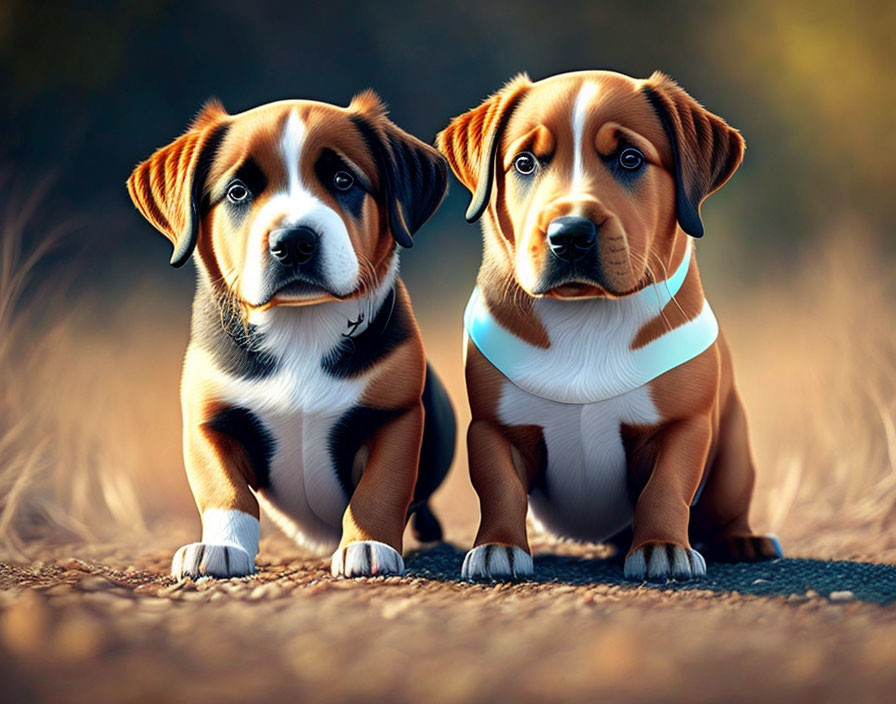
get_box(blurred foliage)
[0,0,893,299]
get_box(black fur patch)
[204,406,276,489]
[174,123,229,267]
[412,364,455,505]
[328,405,403,500]
[321,287,410,379]
[327,365,455,506]
[349,113,448,247]
[314,148,367,219]
[191,281,278,380]
[642,86,704,238]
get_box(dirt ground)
[2,518,896,704]
[2,238,896,703]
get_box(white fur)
[571,82,599,190]
[461,544,534,581]
[201,508,260,558]
[171,509,260,580]
[623,544,706,580]
[241,110,360,306]
[331,540,404,577]
[498,378,659,543]
[470,242,699,404]
[201,258,399,554]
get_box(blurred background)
[1,0,895,562]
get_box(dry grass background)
[1,209,894,564]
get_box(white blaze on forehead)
[571,82,599,189]
[281,109,306,193]
[240,108,360,305]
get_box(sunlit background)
[2,0,895,563]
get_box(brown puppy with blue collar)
[437,70,781,581]
[127,92,454,580]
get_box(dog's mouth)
[544,281,604,299]
[251,276,344,311]
[535,274,648,300]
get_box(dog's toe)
[461,544,534,582]
[624,542,706,582]
[331,541,404,578]
[172,543,254,580]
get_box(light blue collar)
[464,245,719,404]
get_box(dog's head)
[437,71,744,298]
[127,92,447,309]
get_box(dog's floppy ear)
[436,74,531,223]
[126,101,229,267]
[349,91,448,248]
[641,72,745,238]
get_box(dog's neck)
[465,240,719,404]
[192,254,399,376]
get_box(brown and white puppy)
[127,92,454,580]
[437,70,781,581]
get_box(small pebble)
[829,590,855,602]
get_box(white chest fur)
[497,379,660,542]
[465,242,718,404]
[205,262,398,553]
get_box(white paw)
[172,542,255,580]
[462,544,534,581]
[624,542,706,581]
[331,541,405,578]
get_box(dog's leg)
[330,403,423,578]
[624,416,711,581]
[691,389,782,562]
[461,420,534,581]
[172,420,262,581]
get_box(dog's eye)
[513,152,537,176]
[334,171,354,191]
[227,181,250,203]
[619,147,645,170]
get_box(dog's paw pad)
[461,544,534,581]
[172,543,254,580]
[331,541,404,578]
[624,542,705,582]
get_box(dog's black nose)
[269,226,319,266]
[546,216,597,262]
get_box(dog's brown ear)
[436,74,531,223]
[641,72,745,238]
[126,100,229,267]
[349,90,449,248]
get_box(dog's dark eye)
[619,147,645,171]
[227,181,250,203]
[334,171,354,191]
[513,152,537,176]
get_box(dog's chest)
[498,379,660,542]
[210,307,373,551]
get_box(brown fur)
[439,70,777,571]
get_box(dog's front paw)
[624,541,706,582]
[172,543,255,580]
[331,541,404,578]
[462,544,534,581]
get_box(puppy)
[127,92,455,579]
[437,70,781,581]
